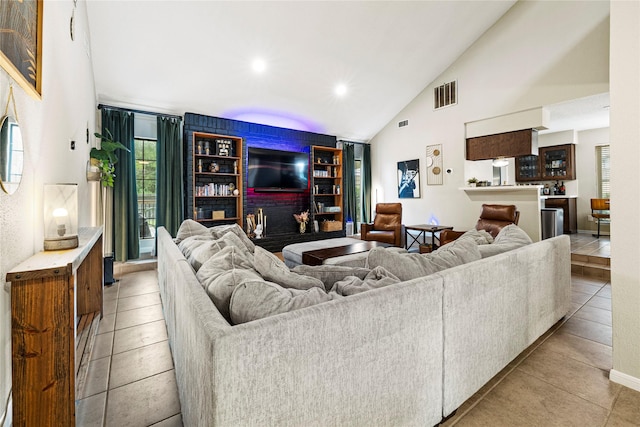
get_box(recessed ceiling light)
[335,83,347,97]
[252,58,266,74]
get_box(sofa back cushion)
[253,246,325,290]
[367,237,481,281]
[477,224,533,258]
[197,246,257,321]
[175,219,210,243]
[229,280,342,325]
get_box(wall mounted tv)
[247,147,309,192]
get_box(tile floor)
[77,234,640,427]
[76,270,182,426]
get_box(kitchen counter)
[540,195,578,199]
[461,185,542,241]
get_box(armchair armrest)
[439,230,465,246]
[360,223,374,240]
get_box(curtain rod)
[338,140,370,145]
[98,104,182,121]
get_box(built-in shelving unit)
[191,132,243,227]
[311,146,343,232]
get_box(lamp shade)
[44,184,79,250]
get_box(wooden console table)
[6,227,104,426]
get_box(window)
[135,138,157,258]
[354,159,362,227]
[595,145,610,198]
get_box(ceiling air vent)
[434,80,457,110]
[398,120,408,128]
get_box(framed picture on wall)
[0,0,43,99]
[397,159,421,198]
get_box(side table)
[405,224,454,250]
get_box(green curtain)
[156,116,184,236]
[102,108,139,261]
[342,142,356,227]
[361,143,372,224]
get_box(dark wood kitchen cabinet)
[515,144,576,182]
[544,197,577,234]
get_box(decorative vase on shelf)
[299,221,307,234]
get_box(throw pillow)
[210,223,255,253]
[202,268,263,322]
[330,266,401,296]
[253,246,324,290]
[197,246,258,320]
[366,237,481,281]
[292,265,372,291]
[229,280,342,325]
[175,219,210,243]
[188,232,250,272]
[178,234,213,260]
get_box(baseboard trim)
[610,369,640,392]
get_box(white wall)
[610,0,640,391]
[370,1,609,232]
[574,127,610,232]
[0,1,97,423]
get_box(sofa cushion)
[366,237,481,281]
[178,234,214,260]
[203,268,263,322]
[229,280,342,325]
[188,232,249,272]
[210,223,255,253]
[292,264,372,291]
[478,224,533,258]
[253,246,324,290]
[197,246,258,321]
[330,266,401,296]
[175,219,210,243]
[458,229,494,245]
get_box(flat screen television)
[247,147,309,192]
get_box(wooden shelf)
[191,132,243,228]
[311,146,344,227]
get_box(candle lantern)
[43,183,79,251]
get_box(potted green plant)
[467,177,478,187]
[89,129,130,187]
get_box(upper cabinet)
[466,129,538,161]
[540,144,576,180]
[515,144,576,182]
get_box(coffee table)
[301,241,390,266]
[405,224,453,250]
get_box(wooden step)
[571,254,610,280]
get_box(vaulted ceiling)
[86,1,518,141]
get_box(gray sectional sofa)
[157,222,571,426]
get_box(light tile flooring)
[78,234,640,426]
[76,270,182,426]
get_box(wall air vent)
[434,80,457,110]
[398,120,409,127]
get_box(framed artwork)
[0,0,43,99]
[426,144,443,185]
[397,159,421,198]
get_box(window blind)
[595,145,610,198]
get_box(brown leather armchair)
[440,204,520,246]
[361,203,403,247]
